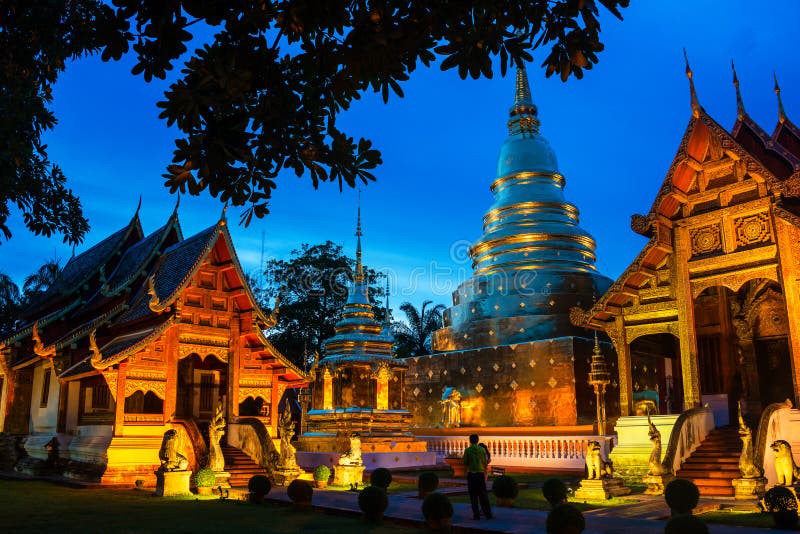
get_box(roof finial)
[775,71,787,124]
[355,190,363,283]
[132,194,142,220]
[731,60,745,119]
[508,62,540,136]
[171,194,181,220]
[593,329,601,355]
[683,49,701,117]
[219,202,228,226]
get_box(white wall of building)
[29,362,60,434]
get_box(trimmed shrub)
[247,475,271,495]
[422,492,453,522]
[491,475,519,499]
[287,479,314,504]
[418,471,439,496]
[664,478,700,515]
[542,478,568,507]
[313,465,331,482]
[546,503,585,534]
[194,467,216,488]
[358,485,388,521]
[762,485,799,512]
[664,514,709,534]
[370,467,393,490]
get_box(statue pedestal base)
[154,470,191,497]
[333,464,365,487]
[574,477,631,500]
[272,466,303,486]
[213,471,231,489]
[732,477,767,500]
[642,473,675,495]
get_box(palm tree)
[0,272,21,336]
[392,300,446,358]
[23,259,62,297]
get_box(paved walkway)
[264,485,778,533]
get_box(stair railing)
[753,400,800,486]
[230,417,278,472]
[660,406,714,475]
[171,418,209,472]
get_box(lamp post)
[589,331,610,436]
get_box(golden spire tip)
[774,71,787,124]
[683,48,701,117]
[731,59,745,119]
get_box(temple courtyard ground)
[0,478,781,532]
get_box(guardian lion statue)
[585,440,613,479]
[159,429,189,472]
[771,440,800,486]
[338,432,363,467]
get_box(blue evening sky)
[2,2,798,315]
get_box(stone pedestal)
[154,470,191,497]
[574,477,631,500]
[272,466,303,486]
[214,471,231,489]
[642,473,675,495]
[732,477,767,500]
[333,464,365,487]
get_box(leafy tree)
[392,300,445,358]
[2,1,629,243]
[262,241,385,366]
[22,259,62,299]
[0,272,21,337]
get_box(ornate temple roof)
[321,206,398,366]
[431,64,611,352]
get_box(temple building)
[0,203,306,484]
[570,62,800,426]
[406,65,615,428]
[297,208,435,469]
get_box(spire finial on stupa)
[683,49,701,117]
[731,60,745,119]
[384,276,390,326]
[593,329,601,355]
[355,190,363,283]
[508,62,540,135]
[775,71,787,124]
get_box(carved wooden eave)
[89,318,174,371]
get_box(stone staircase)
[222,446,268,488]
[675,426,741,497]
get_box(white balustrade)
[418,434,614,470]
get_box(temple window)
[199,374,215,411]
[124,391,164,414]
[92,384,111,410]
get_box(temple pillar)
[674,227,701,409]
[0,347,13,432]
[322,368,333,410]
[228,316,241,419]
[607,318,632,416]
[163,328,178,423]
[774,217,800,406]
[113,362,127,437]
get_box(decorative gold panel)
[734,213,771,248]
[689,223,722,256]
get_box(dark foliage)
[358,485,388,520]
[762,485,799,512]
[0,273,21,337]
[545,503,585,534]
[421,491,453,521]
[664,514,709,534]
[287,479,314,503]
[491,474,519,499]
[542,478,568,507]
[2,1,629,244]
[392,300,445,358]
[418,471,439,494]
[664,478,700,515]
[247,474,271,495]
[369,467,393,490]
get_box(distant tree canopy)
[0,258,64,336]
[392,300,445,358]
[1,1,629,244]
[261,241,385,367]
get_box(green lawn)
[699,510,775,529]
[324,481,418,495]
[0,480,418,533]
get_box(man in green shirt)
[464,433,492,520]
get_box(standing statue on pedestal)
[732,401,767,499]
[771,440,800,486]
[208,403,226,472]
[574,440,630,499]
[277,409,298,469]
[338,432,363,466]
[647,414,666,476]
[441,387,462,428]
[159,429,189,471]
[585,441,614,479]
